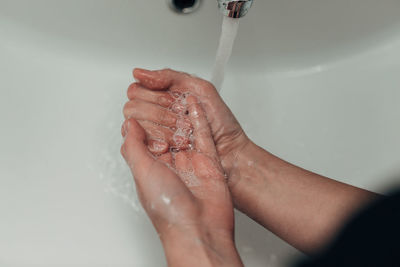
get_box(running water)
[100,17,240,211]
[211,16,240,92]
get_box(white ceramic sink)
[1,0,400,266]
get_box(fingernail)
[159,96,173,107]
[171,102,185,114]
[148,140,169,154]
[170,91,181,99]
[162,113,177,126]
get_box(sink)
[1,0,400,266]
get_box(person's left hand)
[121,96,242,267]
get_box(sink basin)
[1,0,400,266]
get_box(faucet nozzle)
[217,0,253,18]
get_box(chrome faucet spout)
[217,0,253,18]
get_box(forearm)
[160,226,243,267]
[224,141,380,253]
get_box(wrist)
[220,137,256,188]
[221,139,276,215]
[160,225,242,267]
[219,132,253,176]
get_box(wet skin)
[123,68,379,255]
[121,95,243,267]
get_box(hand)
[123,68,251,186]
[121,96,243,267]
[123,69,380,255]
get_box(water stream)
[211,16,240,91]
[101,16,241,212]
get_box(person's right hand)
[123,68,251,186]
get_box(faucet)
[217,0,253,18]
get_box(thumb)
[121,118,154,175]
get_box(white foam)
[161,194,171,205]
[211,16,240,91]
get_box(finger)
[133,68,189,90]
[121,119,154,174]
[122,119,195,218]
[187,96,218,158]
[133,68,223,109]
[138,120,191,150]
[148,139,169,154]
[138,120,174,143]
[123,99,179,128]
[127,82,174,108]
[127,84,189,116]
[171,102,186,114]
